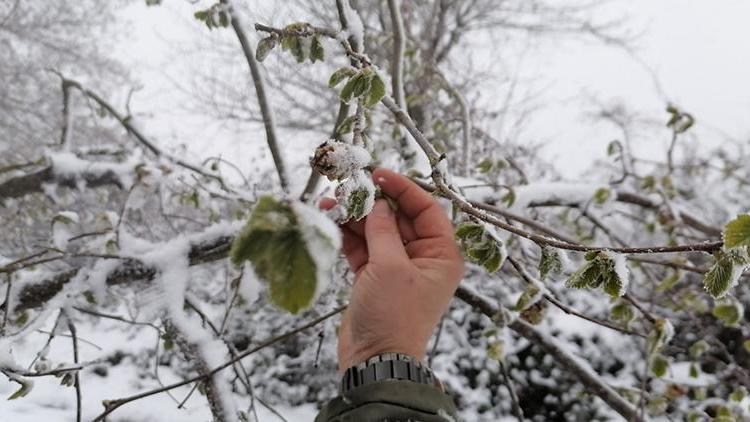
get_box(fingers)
[342,227,368,273]
[364,199,408,262]
[372,168,454,240]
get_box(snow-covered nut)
[310,140,371,181]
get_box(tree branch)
[454,285,643,422]
[223,1,289,192]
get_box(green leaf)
[566,260,602,289]
[602,272,624,298]
[724,214,750,248]
[339,73,363,103]
[8,377,33,400]
[455,222,506,273]
[328,67,357,88]
[712,301,743,326]
[730,386,748,402]
[606,140,618,156]
[218,10,229,28]
[256,36,278,62]
[364,73,385,108]
[501,188,516,207]
[455,222,484,240]
[13,311,29,327]
[593,187,611,204]
[610,301,635,325]
[538,246,563,280]
[230,196,326,313]
[335,115,357,136]
[689,362,699,378]
[290,37,305,62]
[744,339,750,353]
[309,36,324,63]
[352,71,373,98]
[650,354,669,377]
[476,158,493,174]
[647,318,674,356]
[486,340,504,362]
[703,249,747,299]
[689,339,710,359]
[513,285,541,311]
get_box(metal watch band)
[340,352,443,394]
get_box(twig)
[507,257,645,338]
[382,95,721,255]
[455,285,643,421]
[498,360,525,421]
[223,1,289,191]
[387,0,406,109]
[65,313,82,422]
[434,69,472,176]
[91,305,346,421]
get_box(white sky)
[116,0,750,180]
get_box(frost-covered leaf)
[328,67,357,88]
[501,187,516,207]
[703,248,748,298]
[476,157,493,173]
[456,222,506,273]
[513,285,541,311]
[335,171,375,222]
[229,196,339,313]
[566,260,602,289]
[487,340,504,362]
[647,318,674,357]
[256,36,278,62]
[689,362,699,378]
[567,251,627,297]
[610,300,635,325]
[730,386,747,402]
[538,246,564,280]
[351,70,373,98]
[7,377,33,400]
[310,36,324,63]
[335,115,357,135]
[723,214,750,248]
[519,301,547,325]
[593,187,611,204]
[339,72,362,103]
[712,300,743,326]
[650,354,669,377]
[364,73,385,108]
[689,339,710,358]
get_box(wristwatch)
[340,352,444,393]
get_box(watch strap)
[340,353,442,394]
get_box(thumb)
[365,199,408,262]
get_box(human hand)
[321,168,464,371]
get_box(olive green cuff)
[315,379,458,422]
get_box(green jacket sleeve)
[314,379,458,422]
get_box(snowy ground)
[0,313,318,421]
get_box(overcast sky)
[116,0,750,179]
